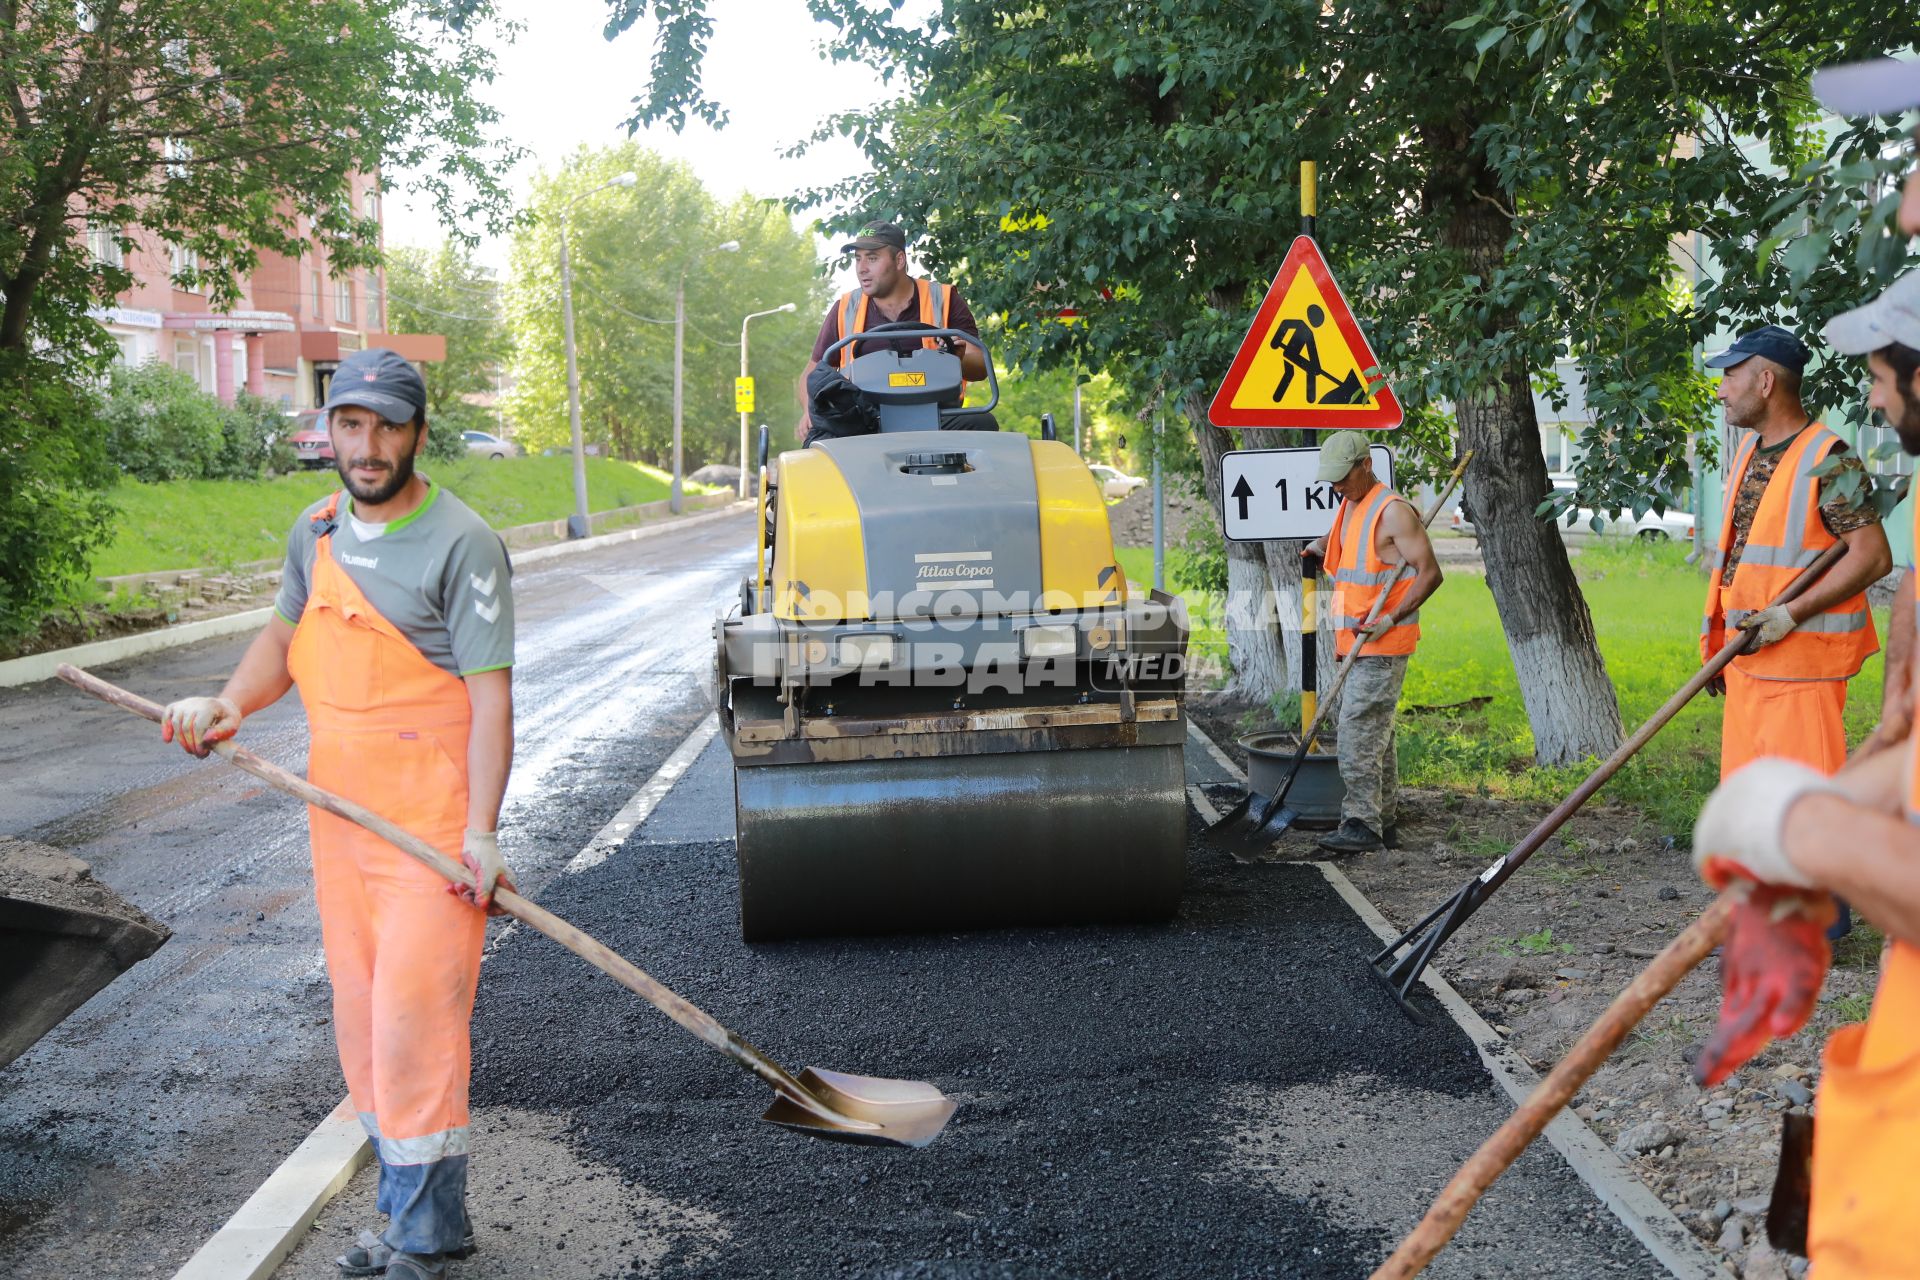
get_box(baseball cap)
[1823,271,1920,355]
[1703,324,1810,373]
[1813,56,1920,117]
[840,220,907,254]
[1315,430,1372,482]
[321,347,427,424]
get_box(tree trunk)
[1182,390,1287,706]
[1435,151,1625,765]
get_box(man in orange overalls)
[1700,325,1890,780]
[159,347,515,1280]
[1691,273,1920,1280]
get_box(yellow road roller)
[713,323,1189,940]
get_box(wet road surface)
[0,512,753,1277]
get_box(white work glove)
[1362,612,1398,641]
[451,829,514,913]
[160,695,242,758]
[1691,758,1840,890]
[1737,604,1798,649]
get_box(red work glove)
[1689,759,1842,1087]
[160,695,242,757]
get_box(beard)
[336,447,416,506]
[1895,390,1920,457]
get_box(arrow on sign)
[1231,474,1254,521]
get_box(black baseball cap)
[1704,325,1810,373]
[840,220,907,254]
[322,347,427,424]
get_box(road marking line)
[175,712,723,1280]
[1182,717,1716,1280]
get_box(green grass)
[1490,926,1574,957]
[1394,537,1889,837]
[94,456,693,576]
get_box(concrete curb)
[169,712,727,1280]
[1,502,754,691]
[1182,726,1720,1280]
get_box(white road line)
[174,712,723,1280]
[1181,717,1715,1280]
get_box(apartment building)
[90,175,442,409]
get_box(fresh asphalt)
[4,507,1664,1278]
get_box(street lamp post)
[738,302,797,497]
[559,170,637,539]
[671,239,741,513]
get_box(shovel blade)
[761,1067,958,1149]
[1207,792,1294,862]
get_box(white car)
[1087,463,1147,503]
[464,430,518,460]
[1449,491,1695,541]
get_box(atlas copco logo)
[916,563,994,581]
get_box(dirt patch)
[0,837,169,933]
[1106,475,1205,550]
[1189,698,1864,1280]
[0,573,280,662]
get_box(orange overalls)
[1326,482,1420,658]
[830,277,954,369]
[1702,426,1877,779]
[286,495,486,1256]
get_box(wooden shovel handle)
[1368,894,1732,1279]
[56,664,860,1128]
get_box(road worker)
[1689,272,1920,1280]
[159,347,515,1280]
[799,220,995,440]
[1301,431,1443,853]
[1815,54,1920,762]
[1700,325,1890,780]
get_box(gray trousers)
[1336,654,1408,832]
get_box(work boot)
[1382,822,1402,850]
[384,1254,447,1280]
[1316,818,1383,854]
[338,1230,475,1276]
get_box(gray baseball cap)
[1315,430,1373,482]
[321,347,426,424]
[1813,56,1920,117]
[1823,271,1920,355]
[840,220,907,254]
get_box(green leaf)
[1474,24,1509,55]
[1443,14,1483,31]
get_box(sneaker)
[338,1230,475,1276]
[1316,818,1384,853]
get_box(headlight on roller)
[1022,624,1078,660]
[837,634,897,668]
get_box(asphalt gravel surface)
[0,510,752,1277]
[403,789,1664,1278]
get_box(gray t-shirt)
[274,479,514,677]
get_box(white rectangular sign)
[1219,444,1394,542]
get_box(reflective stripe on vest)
[1700,424,1877,680]
[1325,483,1420,658]
[831,278,950,369]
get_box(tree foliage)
[385,241,511,457]
[502,143,828,466]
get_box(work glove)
[1689,758,1841,1086]
[450,829,514,914]
[1703,673,1727,698]
[1362,612,1397,642]
[160,695,242,758]
[1737,604,1798,649]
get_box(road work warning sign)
[1219,443,1395,542]
[1208,236,1402,431]
[735,376,755,414]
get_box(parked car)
[1087,463,1147,503]
[286,409,333,469]
[1449,477,1695,542]
[464,430,519,459]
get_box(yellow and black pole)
[1299,159,1319,731]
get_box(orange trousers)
[1718,666,1848,780]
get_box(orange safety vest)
[1701,425,1877,679]
[1804,510,1920,1275]
[1325,482,1419,658]
[830,277,953,369]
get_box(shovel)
[1209,454,1470,862]
[59,664,957,1150]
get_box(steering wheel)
[818,321,1000,416]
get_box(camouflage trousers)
[1335,654,1408,833]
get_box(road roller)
[713,322,1190,941]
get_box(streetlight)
[672,239,740,513]
[559,170,637,539]
[738,302,798,497]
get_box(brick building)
[90,175,442,409]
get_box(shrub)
[99,361,230,482]
[220,391,298,478]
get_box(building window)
[366,284,380,331]
[173,340,197,381]
[169,243,200,291]
[335,277,353,324]
[365,192,381,225]
[87,222,122,268]
[311,270,323,318]
[163,137,190,178]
